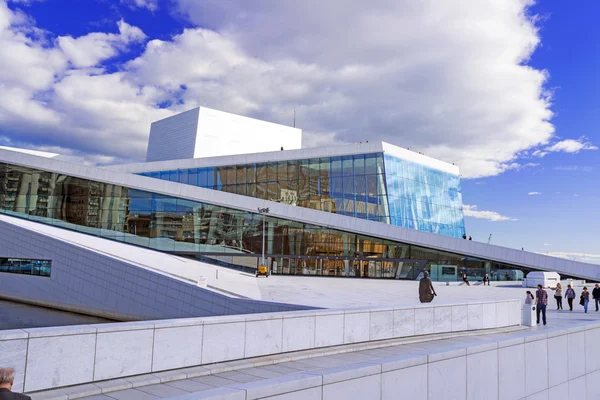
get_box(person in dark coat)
[483,274,490,286]
[592,284,600,312]
[462,273,470,286]
[419,271,437,303]
[564,284,576,311]
[0,368,31,400]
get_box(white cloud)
[0,0,587,174]
[528,191,542,195]
[543,243,550,246]
[121,0,158,11]
[547,252,600,265]
[58,20,146,68]
[462,205,518,222]
[545,138,598,153]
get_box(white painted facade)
[146,107,302,162]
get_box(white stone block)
[585,369,600,400]
[568,375,586,400]
[369,310,394,341]
[0,339,28,393]
[467,304,483,330]
[499,343,525,400]
[482,302,497,329]
[94,329,154,381]
[202,322,246,364]
[452,305,468,332]
[509,300,521,325]
[585,328,600,373]
[428,356,467,400]
[344,311,370,344]
[548,382,568,400]
[382,364,427,400]
[567,331,586,380]
[263,387,322,400]
[245,318,283,358]
[433,306,452,334]
[315,313,344,347]
[393,308,415,338]
[547,334,568,387]
[322,373,381,400]
[282,316,315,352]
[526,389,548,400]
[152,325,204,371]
[414,307,434,336]
[496,301,510,327]
[25,334,96,392]
[467,350,498,400]
[525,339,549,396]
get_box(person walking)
[0,367,31,400]
[419,271,437,303]
[462,273,470,286]
[483,273,490,286]
[468,236,472,241]
[581,287,590,313]
[565,284,576,311]
[535,284,548,325]
[462,233,467,240]
[553,283,563,310]
[592,284,600,312]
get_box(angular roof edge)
[105,141,460,176]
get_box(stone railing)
[1,299,521,393]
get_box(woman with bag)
[581,287,590,313]
[553,283,563,310]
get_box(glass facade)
[0,257,51,277]
[383,155,465,237]
[139,152,465,238]
[138,153,390,223]
[0,162,529,281]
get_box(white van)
[523,271,561,288]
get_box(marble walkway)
[29,307,599,400]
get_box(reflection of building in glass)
[134,148,465,238]
[0,108,595,283]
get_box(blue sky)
[0,0,598,262]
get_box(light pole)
[257,207,269,267]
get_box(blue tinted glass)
[383,154,465,238]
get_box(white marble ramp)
[28,308,600,400]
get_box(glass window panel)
[342,156,353,176]
[246,164,257,183]
[287,160,299,181]
[330,157,342,177]
[267,163,277,182]
[169,170,178,182]
[227,167,236,186]
[257,163,268,183]
[277,162,288,181]
[353,154,366,175]
[365,154,378,175]
[236,166,246,185]
[179,169,188,184]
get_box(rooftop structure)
[146,107,302,162]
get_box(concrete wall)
[0,218,308,322]
[0,300,520,393]
[165,321,600,400]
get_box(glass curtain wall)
[383,155,465,238]
[139,153,390,223]
[0,162,526,281]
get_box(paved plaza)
[257,275,593,309]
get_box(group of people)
[461,233,472,240]
[524,283,600,325]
